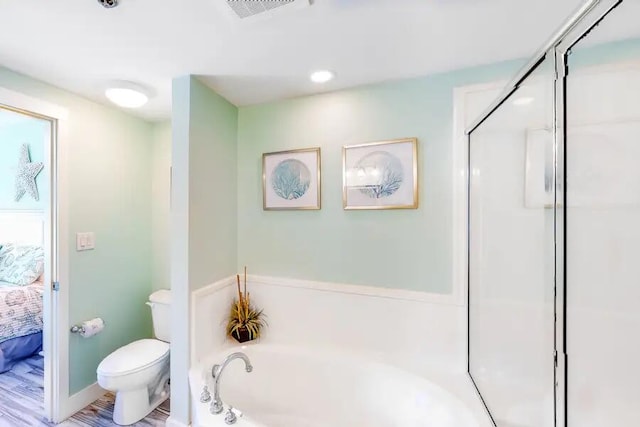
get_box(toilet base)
[113,380,170,425]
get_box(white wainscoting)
[190,276,238,366]
[191,275,466,377]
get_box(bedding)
[0,281,44,346]
[0,332,42,373]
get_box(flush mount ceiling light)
[105,82,151,109]
[97,0,119,8]
[310,70,335,84]
[513,96,535,106]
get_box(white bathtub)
[189,343,486,427]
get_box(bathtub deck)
[0,355,170,426]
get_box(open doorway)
[0,89,66,424]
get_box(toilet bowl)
[97,339,169,425]
[97,290,171,425]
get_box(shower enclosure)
[466,1,640,426]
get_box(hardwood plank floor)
[0,355,170,426]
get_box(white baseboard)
[166,416,190,427]
[60,382,105,421]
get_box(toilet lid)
[97,339,169,377]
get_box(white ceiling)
[0,0,637,121]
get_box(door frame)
[0,87,70,422]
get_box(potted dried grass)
[226,267,266,343]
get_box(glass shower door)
[467,56,556,427]
[564,3,640,425]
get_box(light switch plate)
[85,232,95,250]
[76,232,95,251]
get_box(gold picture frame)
[343,138,418,210]
[262,147,321,210]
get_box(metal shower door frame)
[465,1,625,426]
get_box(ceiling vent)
[221,0,311,22]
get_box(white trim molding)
[191,275,237,300]
[0,87,68,121]
[0,86,70,423]
[248,274,463,306]
[60,382,105,421]
[451,81,508,314]
[166,417,191,427]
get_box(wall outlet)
[76,232,95,251]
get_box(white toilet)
[97,289,171,425]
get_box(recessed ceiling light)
[513,96,534,106]
[310,70,335,84]
[105,82,151,108]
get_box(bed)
[0,212,46,372]
[0,280,44,372]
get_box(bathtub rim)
[190,341,493,427]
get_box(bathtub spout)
[210,352,253,415]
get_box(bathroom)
[0,0,639,426]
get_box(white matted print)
[343,138,418,210]
[263,147,321,210]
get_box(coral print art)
[343,138,418,210]
[271,159,311,200]
[263,148,321,210]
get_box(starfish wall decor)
[15,143,44,202]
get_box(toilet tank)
[148,290,171,342]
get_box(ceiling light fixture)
[98,0,119,8]
[513,96,534,106]
[310,70,335,84]
[105,82,151,109]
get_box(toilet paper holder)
[70,319,105,334]
[70,324,86,334]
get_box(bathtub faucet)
[210,352,253,416]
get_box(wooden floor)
[0,355,170,426]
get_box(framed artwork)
[343,138,418,210]
[262,147,321,210]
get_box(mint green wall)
[151,120,171,292]
[170,76,238,425]
[237,60,525,293]
[187,77,238,289]
[0,67,155,394]
[170,76,191,425]
[66,107,153,395]
[0,115,48,210]
[571,36,640,66]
